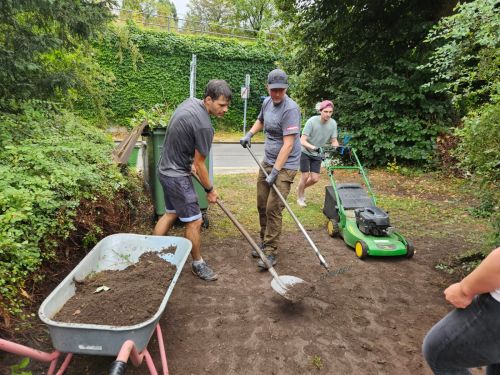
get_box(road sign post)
[189,54,197,98]
[242,74,250,134]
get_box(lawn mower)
[322,145,414,259]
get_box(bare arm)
[444,247,500,308]
[248,119,264,136]
[331,137,339,147]
[193,149,217,203]
[274,134,295,170]
[300,134,317,151]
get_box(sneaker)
[297,198,307,207]
[191,262,218,281]
[257,255,277,269]
[251,243,265,258]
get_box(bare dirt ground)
[1,168,489,375]
[5,230,480,375]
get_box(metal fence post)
[242,74,250,134]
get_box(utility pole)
[242,74,250,134]
[189,54,197,98]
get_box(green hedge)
[0,101,125,316]
[79,26,280,130]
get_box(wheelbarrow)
[0,233,192,375]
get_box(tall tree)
[186,0,234,24]
[232,0,275,33]
[121,0,177,25]
[0,0,116,106]
[183,0,276,35]
[275,0,457,165]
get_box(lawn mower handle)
[245,147,330,271]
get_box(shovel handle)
[245,147,330,271]
[191,174,286,286]
[215,199,284,281]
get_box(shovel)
[191,175,307,301]
[245,146,331,272]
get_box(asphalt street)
[212,143,265,175]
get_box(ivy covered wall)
[83,26,280,129]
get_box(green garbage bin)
[127,141,146,169]
[127,146,139,168]
[146,127,213,220]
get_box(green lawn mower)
[322,145,414,260]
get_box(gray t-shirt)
[158,98,213,177]
[258,95,301,170]
[301,115,337,157]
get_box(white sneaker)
[297,198,307,207]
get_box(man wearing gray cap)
[239,69,301,268]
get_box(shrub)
[0,101,125,317]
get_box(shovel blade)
[271,275,305,296]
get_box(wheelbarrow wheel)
[405,239,415,259]
[355,240,368,259]
[327,219,340,238]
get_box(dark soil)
[3,229,484,375]
[1,170,488,375]
[283,280,315,303]
[53,252,177,326]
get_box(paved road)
[212,143,265,175]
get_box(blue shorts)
[158,174,202,222]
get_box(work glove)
[265,168,279,186]
[239,131,253,148]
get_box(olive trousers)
[256,163,297,256]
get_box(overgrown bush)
[275,0,455,166]
[0,101,125,318]
[455,99,500,246]
[424,0,499,248]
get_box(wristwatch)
[204,186,213,193]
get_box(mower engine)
[355,207,392,236]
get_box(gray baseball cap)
[267,69,289,89]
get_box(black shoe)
[252,243,265,258]
[191,262,218,281]
[257,255,277,269]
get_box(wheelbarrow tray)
[38,233,191,356]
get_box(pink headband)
[319,100,334,111]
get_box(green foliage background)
[79,25,280,129]
[0,102,125,316]
[424,0,499,248]
[0,0,115,107]
[274,0,455,166]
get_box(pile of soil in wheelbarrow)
[53,251,177,326]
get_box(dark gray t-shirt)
[258,95,301,170]
[158,98,213,177]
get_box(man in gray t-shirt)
[154,80,232,281]
[239,69,301,269]
[297,100,339,207]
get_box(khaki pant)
[257,163,297,256]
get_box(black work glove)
[239,131,253,148]
[265,168,279,186]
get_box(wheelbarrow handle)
[245,147,330,271]
[109,360,127,375]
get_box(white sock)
[193,258,204,266]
